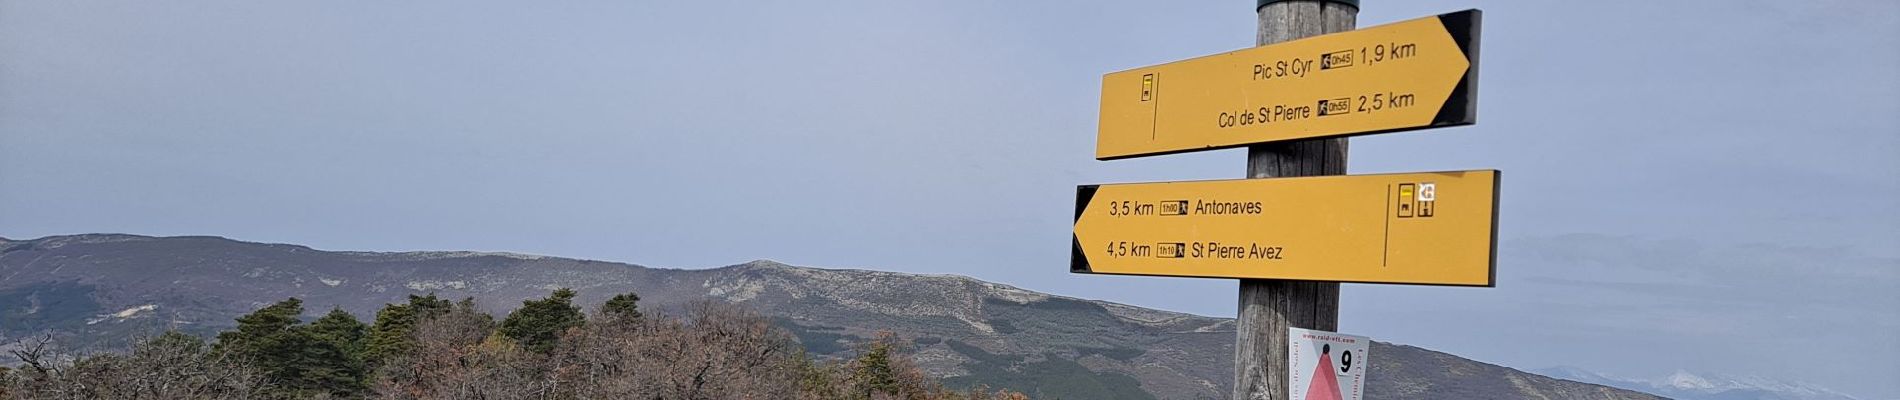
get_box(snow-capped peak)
[1540,366,1866,400]
[1661,370,1717,390]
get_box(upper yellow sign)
[1096,10,1481,160]
[1071,170,1498,286]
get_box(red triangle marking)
[1304,351,1344,400]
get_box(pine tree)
[213,298,310,398]
[853,337,900,397]
[601,292,642,323]
[304,308,370,397]
[216,297,304,354]
[309,308,368,352]
[499,288,585,354]
[363,294,452,367]
[847,332,934,399]
[213,298,303,381]
[211,299,376,399]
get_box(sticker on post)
[1289,327,1369,400]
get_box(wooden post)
[1234,1,1357,399]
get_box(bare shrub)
[3,332,270,400]
[800,331,1027,400]
[7,293,1031,400]
[371,300,552,400]
[550,300,804,399]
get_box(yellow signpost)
[1080,6,1491,397]
[1095,9,1480,160]
[1071,170,1498,286]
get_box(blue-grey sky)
[3,0,1896,398]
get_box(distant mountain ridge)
[1537,366,1864,400]
[1,233,1664,399]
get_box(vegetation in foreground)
[0,289,1028,400]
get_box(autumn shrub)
[3,289,1027,400]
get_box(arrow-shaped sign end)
[1430,9,1482,127]
[1072,185,1101,273]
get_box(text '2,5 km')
[1096,10,1480,160]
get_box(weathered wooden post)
[1234,1,1357,399]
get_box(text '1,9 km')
[1095,9,1480,160]
[1075,6,1492,399]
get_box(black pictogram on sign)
[1397,182,1436,218]
[1396,183,1415,218]
[1141,74,1155,102]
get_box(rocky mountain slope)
[1538,366,1863,400]
[0,234,1665,399]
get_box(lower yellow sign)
[1071,170,1498,286]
